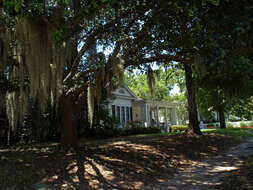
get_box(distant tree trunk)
[218,105,226,129]
[184,63,202,135]
[60,93,79,150]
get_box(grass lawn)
[0,128,253,190]
[131,128,253,141]
[203,128,253,140]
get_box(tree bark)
[218,105,226,129]
[184,63,202,135]
[60,93,79,150]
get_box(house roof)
[122,83,138,99]
[110,83,138,100]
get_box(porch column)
[119,106,122,124]
[146,105,150,126]
[156,106,159,127]
[143,104,149,127]
[142,104,146,122]
[108,104,112,116]
[171,108,177,125]
[125,106,127,125]
[165,108,168,132]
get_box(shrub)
[226,122,234,128]
[79,106,121,139]
[127,120,143,128]
[240,122,247,128]
[247,121,253,127]
[171,125,188,133]
[207,123,218,128]
[120,126,161,136]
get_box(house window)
[122,106,125,124]
[126,107,129,122]
[112,105,116,116]
[130,107,133,121]
[116,106,121,121]
[119,89,125,94]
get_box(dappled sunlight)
[0,134,244,189]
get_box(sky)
[170,85,180,95]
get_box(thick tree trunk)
[218,105,226,129]
[60,93,78,150]
[184,63,202,135]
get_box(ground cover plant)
[1,128,253,190]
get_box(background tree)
[197,0,253,128]
[124,69,173,101]
[0,0,150,148]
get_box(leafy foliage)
[171,125,188,133]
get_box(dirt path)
[3,134,253,190]
[146,138,253,190]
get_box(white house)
[107,84,178,131]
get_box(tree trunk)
[184,63,202,135]
[218,105,226,129]
[60,93,79,150]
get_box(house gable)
[111,83,137,100]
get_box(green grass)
[203,128,253,140]
[131,128,253,140]
[130,132,178,137]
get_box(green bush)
[127,121,142,128]
[226,122,234,128]
[240,122,247,128]
[207,123,218,128]
[120,126,161,136]
[247,121,253,127]
[171,125,188,132]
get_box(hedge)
[120,126,161,136]
[240,122,247,128]
[226,122,234,128]
[171,125,188,132]
[207,123,219,128]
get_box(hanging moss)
[147,68,155,95]
[87,83,94,126]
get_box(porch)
[132,100,177,132]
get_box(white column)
[108,104,112,116]
[165,108,168,132]
[156,106,159,127]
[120,106,122,124]
[146,105,150,126]
[125,106,127,125]
[171,108,176,125]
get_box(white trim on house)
[107,83,178,131]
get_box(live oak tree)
[120,1,208,135]
[121,0,252,135]
[197,0,253,128]
[124,69,174,101]
[0,0,149,148]
[2,0,183,148]
[1,0,252,148]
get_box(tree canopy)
[1,0,253,147]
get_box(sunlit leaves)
[55,29,64,43]
[3,0,24,13]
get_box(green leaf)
[55,29,64,42]
[208,0,220,6]
[202,0,207,6]
[91,0,98,8]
